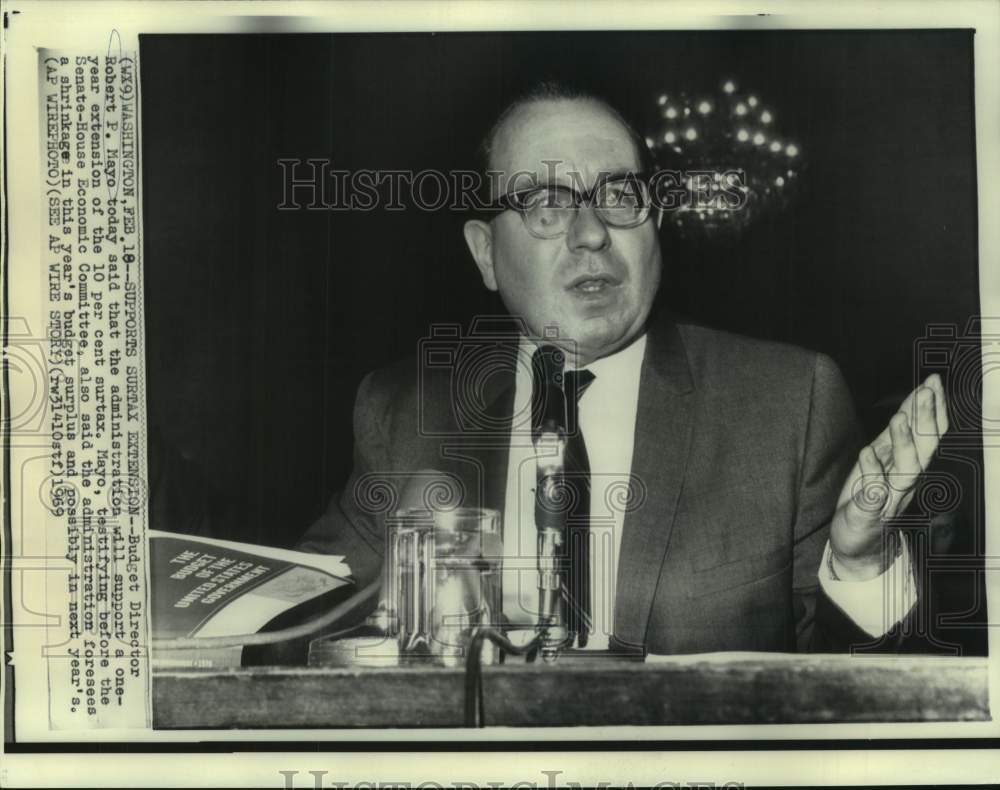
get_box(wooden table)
[152,653,990,729]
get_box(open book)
[150,530,352,668]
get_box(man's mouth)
[568,274,621,294]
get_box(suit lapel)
[439,338,517,516]
[613,318,696,649]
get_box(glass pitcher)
[385,506,503,666]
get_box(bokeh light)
[646,81,805,239]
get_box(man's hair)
[476,80,655,196]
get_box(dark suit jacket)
[298,314,894,654]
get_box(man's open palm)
[829,374,949,579]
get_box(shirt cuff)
[817,537,917,637]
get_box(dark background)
[139,32,985,651]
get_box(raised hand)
[829,374,948,580]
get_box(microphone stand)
[533,420,571,662]
[463,419,569,727]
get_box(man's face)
[464,99,662,364]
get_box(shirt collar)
[516,332,648,383]
[583,333,647,383]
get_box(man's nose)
[565,206,611,252]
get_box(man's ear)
[463,219,498,292]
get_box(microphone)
[533,416,569,657]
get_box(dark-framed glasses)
[492,173,653,239]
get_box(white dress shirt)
[500,334,916,650]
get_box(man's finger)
[888,411,921,486]
[872,440,893,469]
[911,385,940,468]
[925,372,950,436]
[851,445,889,518]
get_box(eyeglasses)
[490,173,653,239]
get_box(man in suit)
[298,83,949,655]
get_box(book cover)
[150,530,353,667]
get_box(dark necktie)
[531,345,596,647]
